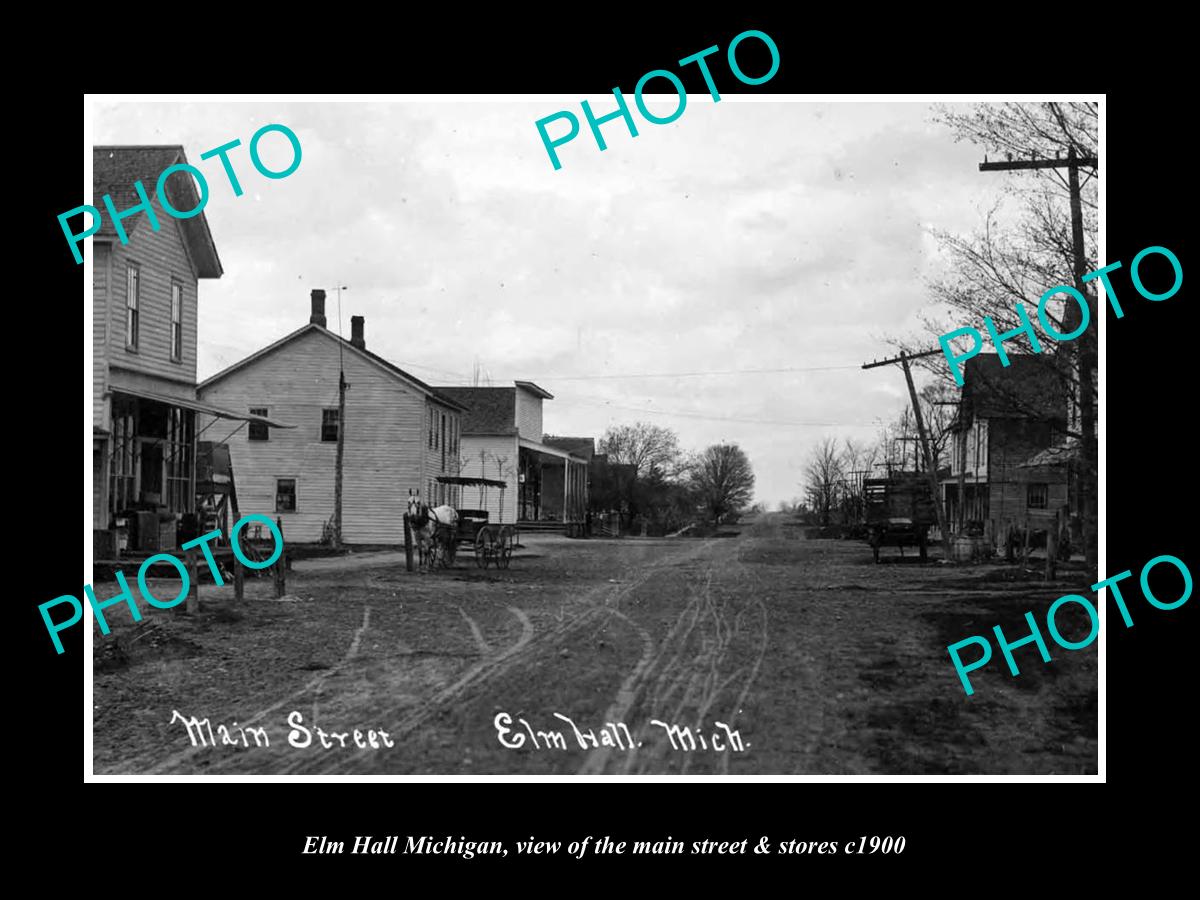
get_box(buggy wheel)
[475,528,491,569]
[497,526,513,569]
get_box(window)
[248,407,269,442]
[321,408,339,442]
[429,408,435,449]
[276,478,297,512]
[1027,483,1049,510]
[170,281,183,362]
[125,264,140,350]
[441,413,447,468]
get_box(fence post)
[404,513,414,572]
[234,554,245,601]
[186,548,199,615]
[278,516,291,572]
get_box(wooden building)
[196,292,466,544]
[436,384,589,529]
[91,146,277,557]
[941,354,1071,545]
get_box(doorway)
[139,438,164,505]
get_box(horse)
[406,490,459,570]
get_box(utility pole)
[863,348,953,561]
[332,284,349,549]
[979,145,1098,572]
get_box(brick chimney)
[310,289,327,327]
[350,315,365,349]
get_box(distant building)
[437,385,588,528]
[197,291,466,543]
[543,437,636,523]
[942,354,1072,544]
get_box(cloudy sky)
[91,98,1007,507]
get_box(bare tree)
[692,443,755,524]
[493,453,513,522]
[599,422,683,480]
[803,437,843,527]
[838,438,877,526]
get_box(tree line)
[793,381,955,528]
[595,422,755,533]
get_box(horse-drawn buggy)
[406,476,517,571]
[863,472,936,563]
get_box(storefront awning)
[111,387,296,428]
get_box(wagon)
[863,473,936,563]
[433,475,517,569]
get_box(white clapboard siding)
[456,435,520,524]
[94,242,110,429]
[107,211,199,389]
[514,387,543,442]
[199,327,447,544]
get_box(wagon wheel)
[475,526,492,569]
[426,537,443,569]
[497,525,514,569]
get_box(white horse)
[407,490,459,570]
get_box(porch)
[516,438,588,531]
[95,387,286,557]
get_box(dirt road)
[92,514,1097,775]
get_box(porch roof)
[111,387,296,428]
[519,437,588,463]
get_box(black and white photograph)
[81,95,1103,778]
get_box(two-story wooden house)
[436,384,588,529]
[196,291,467,544]
[91,146,278,557]
[941,354,1070,547]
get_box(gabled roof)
[435,387,518,434]
[961,354,1067,422]
[198,323,467,410]
[93,145,223,278]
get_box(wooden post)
[234,555,245,601]
[273,516,287,598]
[332,369,346,548]
[1045,513,1059,581]
[1021,516,1032,566]
[278,516,291,572]
[899,353,953,562]
[185,548,199,615]
[403,513,414,572]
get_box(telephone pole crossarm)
[979,156,1097,172]
[861,347,942,370]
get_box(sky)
[91,98,1009,508]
